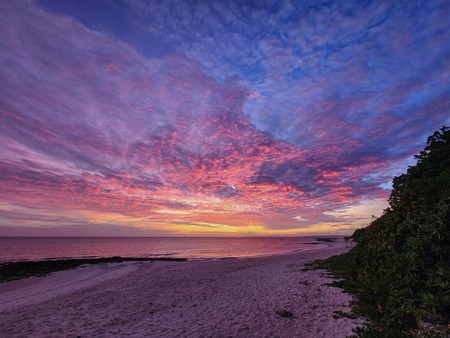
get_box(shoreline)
[0,237,342,282]
[0,236,341,263]
[0,256,188,283]
[0,238,361,337]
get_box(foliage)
[315,126,450,337]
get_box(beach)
[0,239,361,337]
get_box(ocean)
[0,237,332,262]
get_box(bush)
[317,126,450,336]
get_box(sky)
[0,0,449,237]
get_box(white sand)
[0,239,362,337]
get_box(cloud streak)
[0,0,449,236]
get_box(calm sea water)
[0,237,330,262]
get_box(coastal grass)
[309,251,450,337]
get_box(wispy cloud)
[0,0,449,235]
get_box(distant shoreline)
[0,236,343,265]
[0,237,344,284]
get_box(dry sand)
[0,239,362,337]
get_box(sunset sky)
[1,0,449,236]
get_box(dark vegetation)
[315,237,338,242]
[310,126,450,337]
[0,256,187,283]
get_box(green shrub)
[317,126,450,336]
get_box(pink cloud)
[3,0,445,236]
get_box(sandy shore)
[0,239,361,337]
